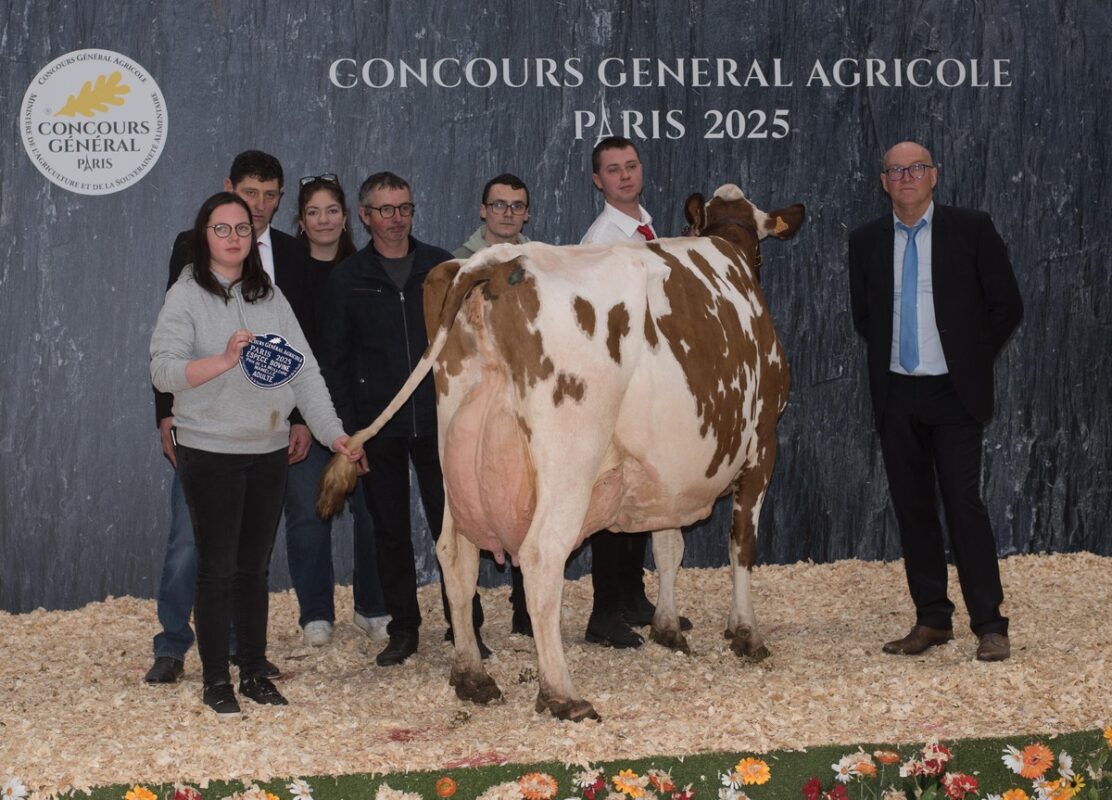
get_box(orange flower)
[612,769,646,798]
[1104,726,1112,749]
[1019,743,1055,779]
[435,776,457,798]
[518,772,558,800]
[874,750,901,765]
[125,788,157,800]
[735,757,771,786]
[1001,790,1029,800]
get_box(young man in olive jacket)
[318,171,485,666]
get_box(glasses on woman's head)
[208,222,253,239]
[300,173,339,186]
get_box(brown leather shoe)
[882,625,954,655]
[976,633,1011,662]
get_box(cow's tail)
[316,258,514,519]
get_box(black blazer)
[848,204,1023,427]
[152,227,312,424]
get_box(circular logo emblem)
[20,49,168,196]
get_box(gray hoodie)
[452,224,531,260]
[150,267,346,454]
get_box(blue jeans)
[284,441,386,627]
[152,472,198,660]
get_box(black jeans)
[359,435,482,637]
[177,445,288,685]
[590,530,649,614]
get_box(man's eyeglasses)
[208,222,253,238]
[364,203,415,218]
[300,173,339,186]
[882,163,935,181]
[485,200,528,215]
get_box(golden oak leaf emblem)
[55,71,131,118]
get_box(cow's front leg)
[521,523,599,722]
[648,528,690,653]
[438,511,502,704]
[725,461,772,661]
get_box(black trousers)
[359,435,482,637]
[176,445,287,686]
[590,530,649,613]
[879,373,1008,636]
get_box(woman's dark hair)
[296,177,356,262]
[189,192,272,303]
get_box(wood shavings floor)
[2,553,1108,797]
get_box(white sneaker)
[303,620,333,647]
[353,611,391,641]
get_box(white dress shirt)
[257,226,276,282]
[890,202,947,375]
[580,202,655,245]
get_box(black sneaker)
[376,631,419,666]
[238,675,288,706]
[202,682,241,715]
[144,656,184,684]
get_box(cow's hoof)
[535,692,600,722]
[649,626,692,654]
[725,627,770,661]
[450,668,503,705]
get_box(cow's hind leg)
[521,506,599,722]
[648,528,690,653]
[725,447,775,661]
[438,510,502,704]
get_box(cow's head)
[684,184,804,278]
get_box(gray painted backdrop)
[2,1,1109,613]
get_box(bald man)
[848,141,1023,662]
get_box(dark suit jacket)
[153,227,312,424]
[848,204,1023,427]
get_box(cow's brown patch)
[552,371,586,406]
[732,499,758,568]
[649,242,770,478]
[643,307,659,348]
[484,261,555,397]
[573,296,596,338]
[605,302,630,364]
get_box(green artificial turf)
[59,727,1110,800]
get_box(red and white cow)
[318,184,804,721]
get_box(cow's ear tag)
[773,216,789,235]
[240,333,305,388]
[508,267,525,286]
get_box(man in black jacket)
[848,141,1023,662]
[145,150,310,684]
[319,171,485,666]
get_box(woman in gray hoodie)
[150,192,362,715]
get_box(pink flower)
[941,772,978,799]
[802,778,823,800]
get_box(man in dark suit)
[145,150,311,683]
[848,141,1023,662]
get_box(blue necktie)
[897,219,926,373]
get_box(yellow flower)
[125,788,157,800]
[518,772,558,800]
[1001,790,1029,800]
[1066,773,1085,794]
[265,793,280,800]
[612,769,646,798]
[734,757,771,786]
[1019,743,1055,779]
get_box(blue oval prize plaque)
[240,333,304,388]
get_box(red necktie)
[636,224,655,241]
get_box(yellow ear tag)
[773,216,789,235]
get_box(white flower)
[717,788,749,800]
[374,785,422,800]
[1057,750,1074,779]
[475,782,523,800]
[720,770,743,790]
[2,779,28,800]
[880,790,909,800]
[1002,744,1025,774]
[572,769,603,789]
[287,779,313,800]
[832,754,859,783]
[985,795,1002,800]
